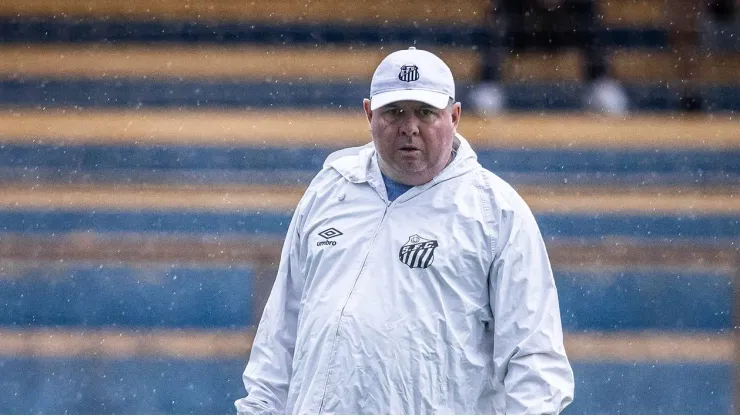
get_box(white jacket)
[236,135,574,414]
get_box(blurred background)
[0,0,738,414]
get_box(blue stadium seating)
[0,358,730,414]
[558,269,732,331]
[0,19,669,48]
[0,262,733,413]
[1,1,738,413]
[0,357,246,414]
[0,266,253,328]
[0,264,731,331]
[0,144,737,186]
[565,362,732,414]
[2,79,739,112]
[3,210,740,239]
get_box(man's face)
[363,99,461,186]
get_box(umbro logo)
[317,227,343,246]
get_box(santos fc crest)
[399,234,438,269]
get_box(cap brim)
[370,90,450,110]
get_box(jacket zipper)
[317,201,390,413]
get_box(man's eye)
[419,109,434,117]
[386,108,402,116]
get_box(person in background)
[236,47,574,414]
[670,0,738,111]
[470,0,629,115]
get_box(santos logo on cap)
[370,47,455,110]
[398,65,420,82]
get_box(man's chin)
[389,167,434,185]
[394,162,426,175]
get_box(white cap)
[369,47,455,110]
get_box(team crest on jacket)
[399,234,438,269]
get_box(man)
[236,47,574,414]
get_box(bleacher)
[0,0,738,414]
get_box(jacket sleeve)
[489,204,574,414]
[235,205,305,415]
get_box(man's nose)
[399,113,420,136]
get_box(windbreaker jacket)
[236,135,574,414]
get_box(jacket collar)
[324,133,481,200]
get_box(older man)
[236,47,574,414]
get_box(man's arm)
[489,205,574,414]
[235,207,304,415]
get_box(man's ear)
[451,102,461,129]
[363,99,373,124]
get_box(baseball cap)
[369,47,455,110]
